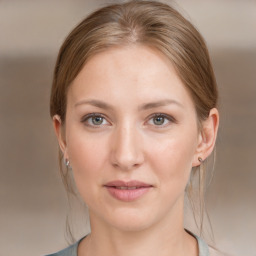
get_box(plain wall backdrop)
[0,0,255,255]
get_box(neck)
[78,199,198,256]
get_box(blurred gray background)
[0,0,255,255]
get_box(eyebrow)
[74,99,183,110]
[138,99,184,110]
[75,99,114,110]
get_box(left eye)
[90,116,105,125]
[148,114,173,126]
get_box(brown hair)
[50,0,218,239]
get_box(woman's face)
[58,46,203,231]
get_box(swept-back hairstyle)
[50,0,218,239]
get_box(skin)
[54,45,219,256]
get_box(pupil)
[92,116,103,125]
[154,116,164,125]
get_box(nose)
[110,123,144,171]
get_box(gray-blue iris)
[92,116,103,125]
[154,116,164,125]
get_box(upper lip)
[104,180,152,188]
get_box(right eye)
[81,113,110,127]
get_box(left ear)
[192,108,219,167]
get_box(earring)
[198,157,203,164]
[64,158,71,168]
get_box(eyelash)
[81,113,176,128]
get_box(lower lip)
[105,186,152,202]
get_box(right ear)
[53,115,67,156]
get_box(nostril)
[111,155,144,171]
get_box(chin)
[112,219,152,232]
[103,207,158,232]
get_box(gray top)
[46,231,209,256]
[192,233,210,256]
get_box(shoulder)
[45,241,78,256]
[189,231,230,256]
[209,246,231,256]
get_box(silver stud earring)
[64,158,70,168]
[198,157,203,163]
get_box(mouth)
[113,186,144,190]
[104,180,153,202]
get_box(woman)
[48,1,221,255]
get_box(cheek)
[145,128,198,186]
[66,128,108,196]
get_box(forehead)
[68,45,194,110]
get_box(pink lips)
[104,180,153,202]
